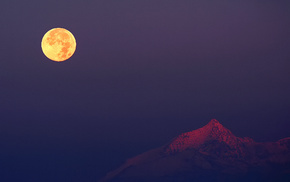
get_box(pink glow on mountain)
[165,119,254,156]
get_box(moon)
[41,28,76,62]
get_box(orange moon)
[41,28,76,62]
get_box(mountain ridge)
[100,119,290,182]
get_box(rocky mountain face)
[100,119,290,182]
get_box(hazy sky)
[1,0,290,181]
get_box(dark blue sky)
[1,0,290,181]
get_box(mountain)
[100,119,290,182]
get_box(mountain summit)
[165,119,238,153]
[101,119,290,182]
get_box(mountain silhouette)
[100,119,290,182]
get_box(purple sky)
[0,0,290,181]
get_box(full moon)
[41,28,76,62]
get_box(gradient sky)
[1,0,290,181]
